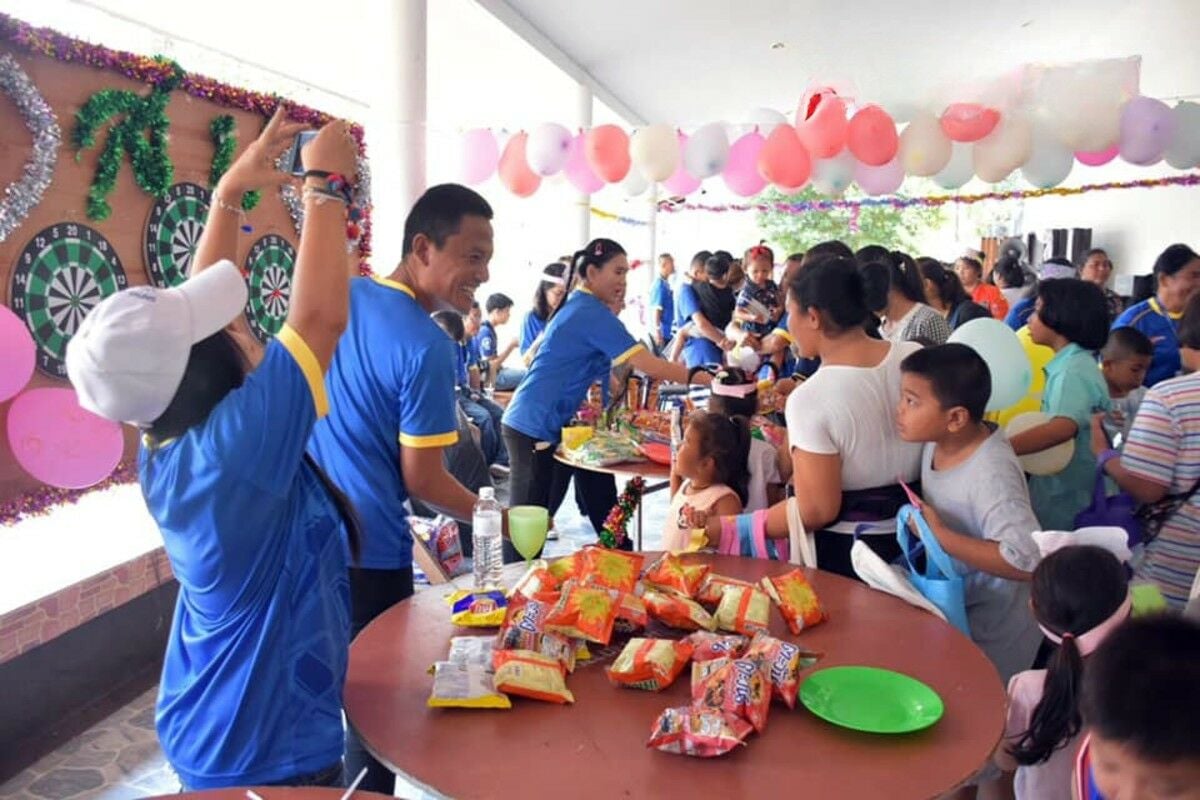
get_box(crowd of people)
[60,114,1200,800]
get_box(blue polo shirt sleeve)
[399,334,460,448]
[583,299,643,365]
[200,324,326,496]
[455,342,469,387]
[477,323,498,358]
[676,284,700,322]
[520,313,543,354]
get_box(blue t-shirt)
[1005,296,1035,331]
[465,335,483,372]
[475,320,498,359]
[676,282,723,368]
[520,311,547,354]
[310,278,459,569]
[673,282,697,333]
[455,341,470,387]
[1114,298,1181,387]
[140,328,350,789]
[503,289,642,442]
[737,279,781,337]
[649,276,674,340]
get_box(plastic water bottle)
[670,404,683,461]
[472,487,504,589]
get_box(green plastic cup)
[508,505,549,562]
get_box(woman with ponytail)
[501,238,709,559]
[995,545,1131,800]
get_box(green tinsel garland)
[208,114,261,211]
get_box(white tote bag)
[786,496,818,568]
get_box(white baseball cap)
[65,259,249,426]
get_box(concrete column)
[575,82,593,245]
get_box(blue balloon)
[948,317,1033,411]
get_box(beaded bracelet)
[212,193,252,234]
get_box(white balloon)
[1032,58,1137,151]
[525,122,573,176]
[933,142,974,189]
[899,111,952,176]
[620,168,648,197]
[973,115,1033,183]
[745,107,788,136]
[1020,126,1074,188]
[1007,412,1075,475]
[1165,101,1200,169]
[812,151,855,196]
[684,122,730,179]
[629,123,680,182]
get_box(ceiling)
[478,0,1200,126]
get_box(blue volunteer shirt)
[675,282,723,368]
[140,327,350,790]
[520,311,547,354]
[475,320,498,359]
[455,341,470,387]
[503,288,643,442]
[771,311,820,379]
[465,335,484,373]
[310,277,459,569]
[1113,297,1181,387]
[649,276,674,341]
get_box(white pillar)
[575,83,593,246]
[647,191,658,293]
[369,0,427,263]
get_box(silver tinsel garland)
[279,152,371,244]
[0,53,60,242]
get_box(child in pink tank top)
[662,412,749,552]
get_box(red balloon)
[498,132,541,197]
[796,88,848,158]
[940,103,1000,143]
[757,124,812,189]
[584,124,631,183]
[847,105,899,166]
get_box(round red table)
[160,790,392,800]
[346,554,1005,800]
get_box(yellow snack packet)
[449,590,508,627]
[427,662,511,709]
[715,586,773,636]
[492,649,575,704]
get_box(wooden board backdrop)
[0,44,355,507]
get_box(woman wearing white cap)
[66,112,361,789]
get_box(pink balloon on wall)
[1119,97,1176,166]
[940,103,1001,143]
[498,132,542,197]
[722,132,767,197]
[459,128,499,184]
[847,105,898,166]
[758,124,813,190]
[585,124,631,183]
[7,387,124,489]
[795,88,848,159]
[0,306,35,402]
[662,133,701,195]
[854,156,905,196]
[1075,145,1120,167]
[564,133,604,194]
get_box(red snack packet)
[510,560,560,600]
[647,707,753,758]
[606,638,694,691]
[760,569,827,635]
[687,632,749,662]
[578,546,644,594]
[714,585,773,636]
[690,657,730,698]
[692,658,772,733]
[496,595,552,651]
[695,574,754,607]
[744,632,822,709]
[544,580,619,644]
[644,553,710,598]
[643,589,717,632]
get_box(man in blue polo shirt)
[308,184,495,792]
[649,252,675,353]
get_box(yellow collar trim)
[373,276,416,298]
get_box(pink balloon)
[847,105,898,166]
[497,132,541,198]
[7,387,124,489]
[0,306,35,402]
[459,128,499,185]
[940,103,1000,143]
[564,133,603,194]
[722,132,767,197]
[758,124,812,190]
[854,156,905,195]
[662,133,701,195]
[585,124,631,183]
[1076,146,1120,166]
[1119,97,1176,166]
[795,88,848,159]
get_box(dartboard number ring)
[10,223,128,379]
[244,234,297,343]
[144,181,211,288]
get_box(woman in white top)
[861,251,951,346]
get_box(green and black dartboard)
[144,181,210,288]
[243,233,296,343]
[10,223,128,378]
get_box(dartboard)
[144,182,210,288]
[10,223,128,378]
[243,234,296,343]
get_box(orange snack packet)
[606,638,694,691]
[510,560,560,600]
[714,586,773,636]
[496,595,551,650]
[695,574,754,607]
[492,649,574,704]
[544,580,619,644]
[647,707,753,758]
[687,632,749,662]
[547,552,581,583]
[578,546,644,594]
[692,658,772,733]
[643,553,710,598]
[760,569,827,635]
[614,591,649,633]
[690,656,730,697]
[744,632,822,709]
[643,589,717,632]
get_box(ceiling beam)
[472,0,648,126]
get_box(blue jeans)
[458,390,508,466]
[494,366,525,391]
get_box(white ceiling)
[479,0,1200,126]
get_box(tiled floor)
[0,473,669,799]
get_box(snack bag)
[744,632,822,709]
[760,569,827,634]
[643,552,708,598]
[693,658,772,733]
[496,595,551,650]
[687,632,749,662]
[714,586,773,636]
[643,589,717,632]
[695,574,754,607]
[690,657,730,698]
[492,650,574,704]
[647,707,753,758]
[579,547,645,594]
[575,640,592,663]
[449,590,508,627]
[538,631,579,673]
[614,591,649,633]
[510,560,560,599]
[427,662,511,709]
[547,552,581,583]
[446,636,496,669]
[410,514,467,578]
[544,580,620,644]
[606,638,695,691]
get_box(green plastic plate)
[800,666,945,734]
